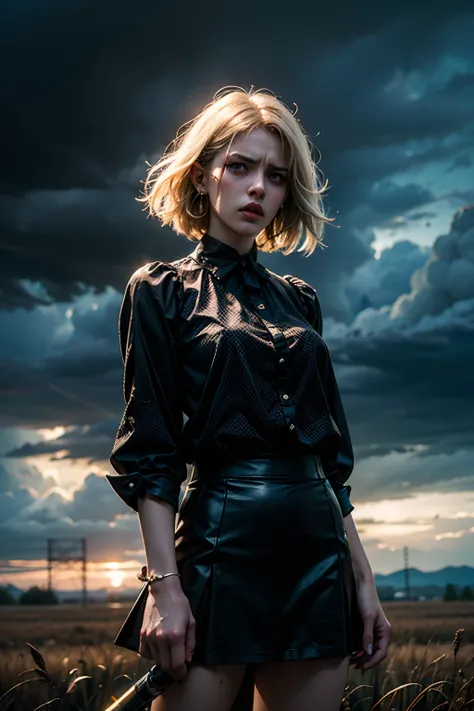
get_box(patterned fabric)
[107,233,354,517]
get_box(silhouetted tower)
[403,545,410,601]
[47,538,87,605]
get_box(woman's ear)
[189,162,206,193]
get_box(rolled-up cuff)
[106,472,182,513]
[328,481,354,518]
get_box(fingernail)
[366,643,373,655]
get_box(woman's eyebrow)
[228,152,288,172]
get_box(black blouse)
[107,233,355,517]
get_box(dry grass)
[0,601,473,710]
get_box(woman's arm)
[136,493,195,680]
[107,263,188,512]
[107,264,194,680]
[344,512,374,585]
[344,512,391,671]
[137,494,180,583]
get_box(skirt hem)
[193,644,354,666]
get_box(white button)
[279,357,285,364]
[257,303,265,310]
[289,423,295,431]
[128,482,135,488]
[282,394,289,401]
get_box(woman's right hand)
[138,579,196,681]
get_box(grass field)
[1,600,473,710]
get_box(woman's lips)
[240,210,262,220]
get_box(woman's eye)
[226,163,286,182]
[227,162,246,171]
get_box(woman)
[107,86,391,711]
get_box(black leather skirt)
[174,453,363,666]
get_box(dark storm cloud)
[0,356,121,428]
[344,240,429,315]
[445,154,472,172]
[367,182,435,219]
[5,473,127,526]
[0,465,193,562]
[350,446,474,503]
[0,288,124,428]
[2,0,470,187]
[44,297,121,378]
[327,206,474,461]
[338,300,474,455]
[0,460,55,495]
[0,188,191,309]
[444,188,474,205]
[0,1,473,312]
[392,204,474,321]
[408,210,438,221]
[0,512,143,564]
[0,456,139,560]
[5,420,119,463]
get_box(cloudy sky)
[1,0,474,592]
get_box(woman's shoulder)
[128,259,181,283]
[126,259,184,289]
[123,260,184,316]
[282,273,318,299]
[280,273,322,334]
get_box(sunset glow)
[107,570,125,588]
[104,561,125,588]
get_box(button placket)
[247,288,297,435]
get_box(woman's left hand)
[352,580,391,671]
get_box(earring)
[186,190,209,219]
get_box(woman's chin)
[216,219,262,239]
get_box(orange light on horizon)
[108,570,125,588]
[103,561,125,588]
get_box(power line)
[47,537,87,605]
[403,545,410,601]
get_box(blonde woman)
[107,86,391,711]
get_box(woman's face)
[192,127,290,246]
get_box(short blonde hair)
[138,86,336,256]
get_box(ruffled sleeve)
[106,262,187,513]
[283,275,355,517]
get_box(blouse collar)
[191,233,269,281]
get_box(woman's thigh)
[151,663,247,711]
[253,656,350,711]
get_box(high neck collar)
[191,233,269,282]
[200,233,259,263]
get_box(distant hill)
[0,585,132,604]
[3,565,474,603]
[374,565,474,589]
[51,588,139,603]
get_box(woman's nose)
[249,174,265,197]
